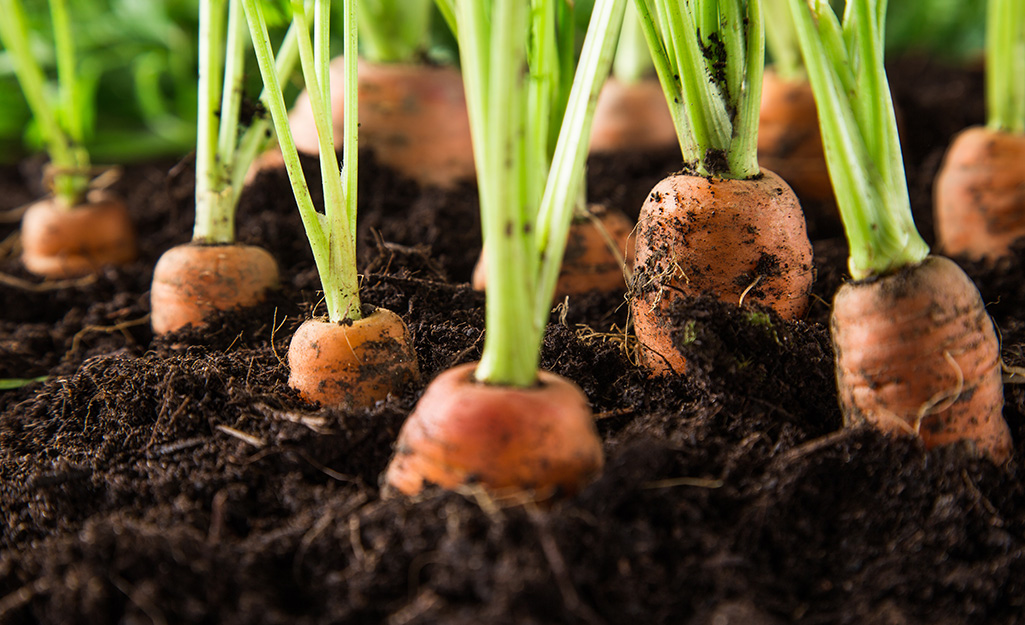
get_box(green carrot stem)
[612,2,654,84]
[986,0,1025,133]
[243,0,361,322]
[0,0,90,207]
[788,0,928,280]
[633,0,760,179]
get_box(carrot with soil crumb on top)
[0,0,136,278]
[789,0,1011,461]
[384,0,628,499]
[933,0,1025,261]
[150,0,303,335]
[259,0,475,190]
[243,0,419,409]
[628,0,814,376]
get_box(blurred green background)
[0,0,987,165]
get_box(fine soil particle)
[3,58,1025,625]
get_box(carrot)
[0,0,137,278]
[384,0,627,496]
[832,256,1011,460]
[757,69,834,207]
[150,0,292,335]
[384,362,602,496]
[790,0,1012,460]
[631,170,813,375]
[150,243,279,334]
[20,192,137,278]
[627,0,814,376]
[934,0,1025,261]
[472,204,635,298]
[590,78,677,154]
[935,128,1025,260]
[284,58,476,190]
[287,307,419,407]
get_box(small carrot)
[628,0,814,376]
[20,192,137,278]
[589,3,676,154]
[288,307,419,407]
[934,0,1025,261]
[790,0,1012,460]
[151,0,291,335]
[385,362,602,497]
[150,243,279,335]
[286,58,476,190]
[385,0,627,496]
[757,69,833,208]
[244,0,419,409]
[472,204,635,299]
[0,0,138,278]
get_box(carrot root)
[150,243,280,334]
[757,70,834,207]
[287,307,420,409]
[383,362,603,498]
[590,77,678,154]
[630,170,813,375]
[287,58,475,189]
[934,126,1025,261]
[831,255,1012,462]
[20,194,137,278]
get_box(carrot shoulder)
[832,255,1012,461]
[21,193,137,278]
[150,242,279,334]
[384,362,603,497]
[590,76,677,153]
[631,170,813,375]
[287,307,419,409]
[934,126,1025,261]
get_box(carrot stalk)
[790,0,1011,460]
[385,0,627,497]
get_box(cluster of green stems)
[788,0,928,280]
[986,0,1025,133]
[633,0,763,179]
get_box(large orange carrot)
[790,0,1012,460]
[20,193,137,278]
[384,362,602,497]
[150,243,279,334]
[287,307,419,408]
[757,69,833,207]
[631,171,813,375]
[934,127,1025,260]
[473,204,635,299]
[832,256,1011,460]
[284,58,475,189]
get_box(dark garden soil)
[2,57,1025,625]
